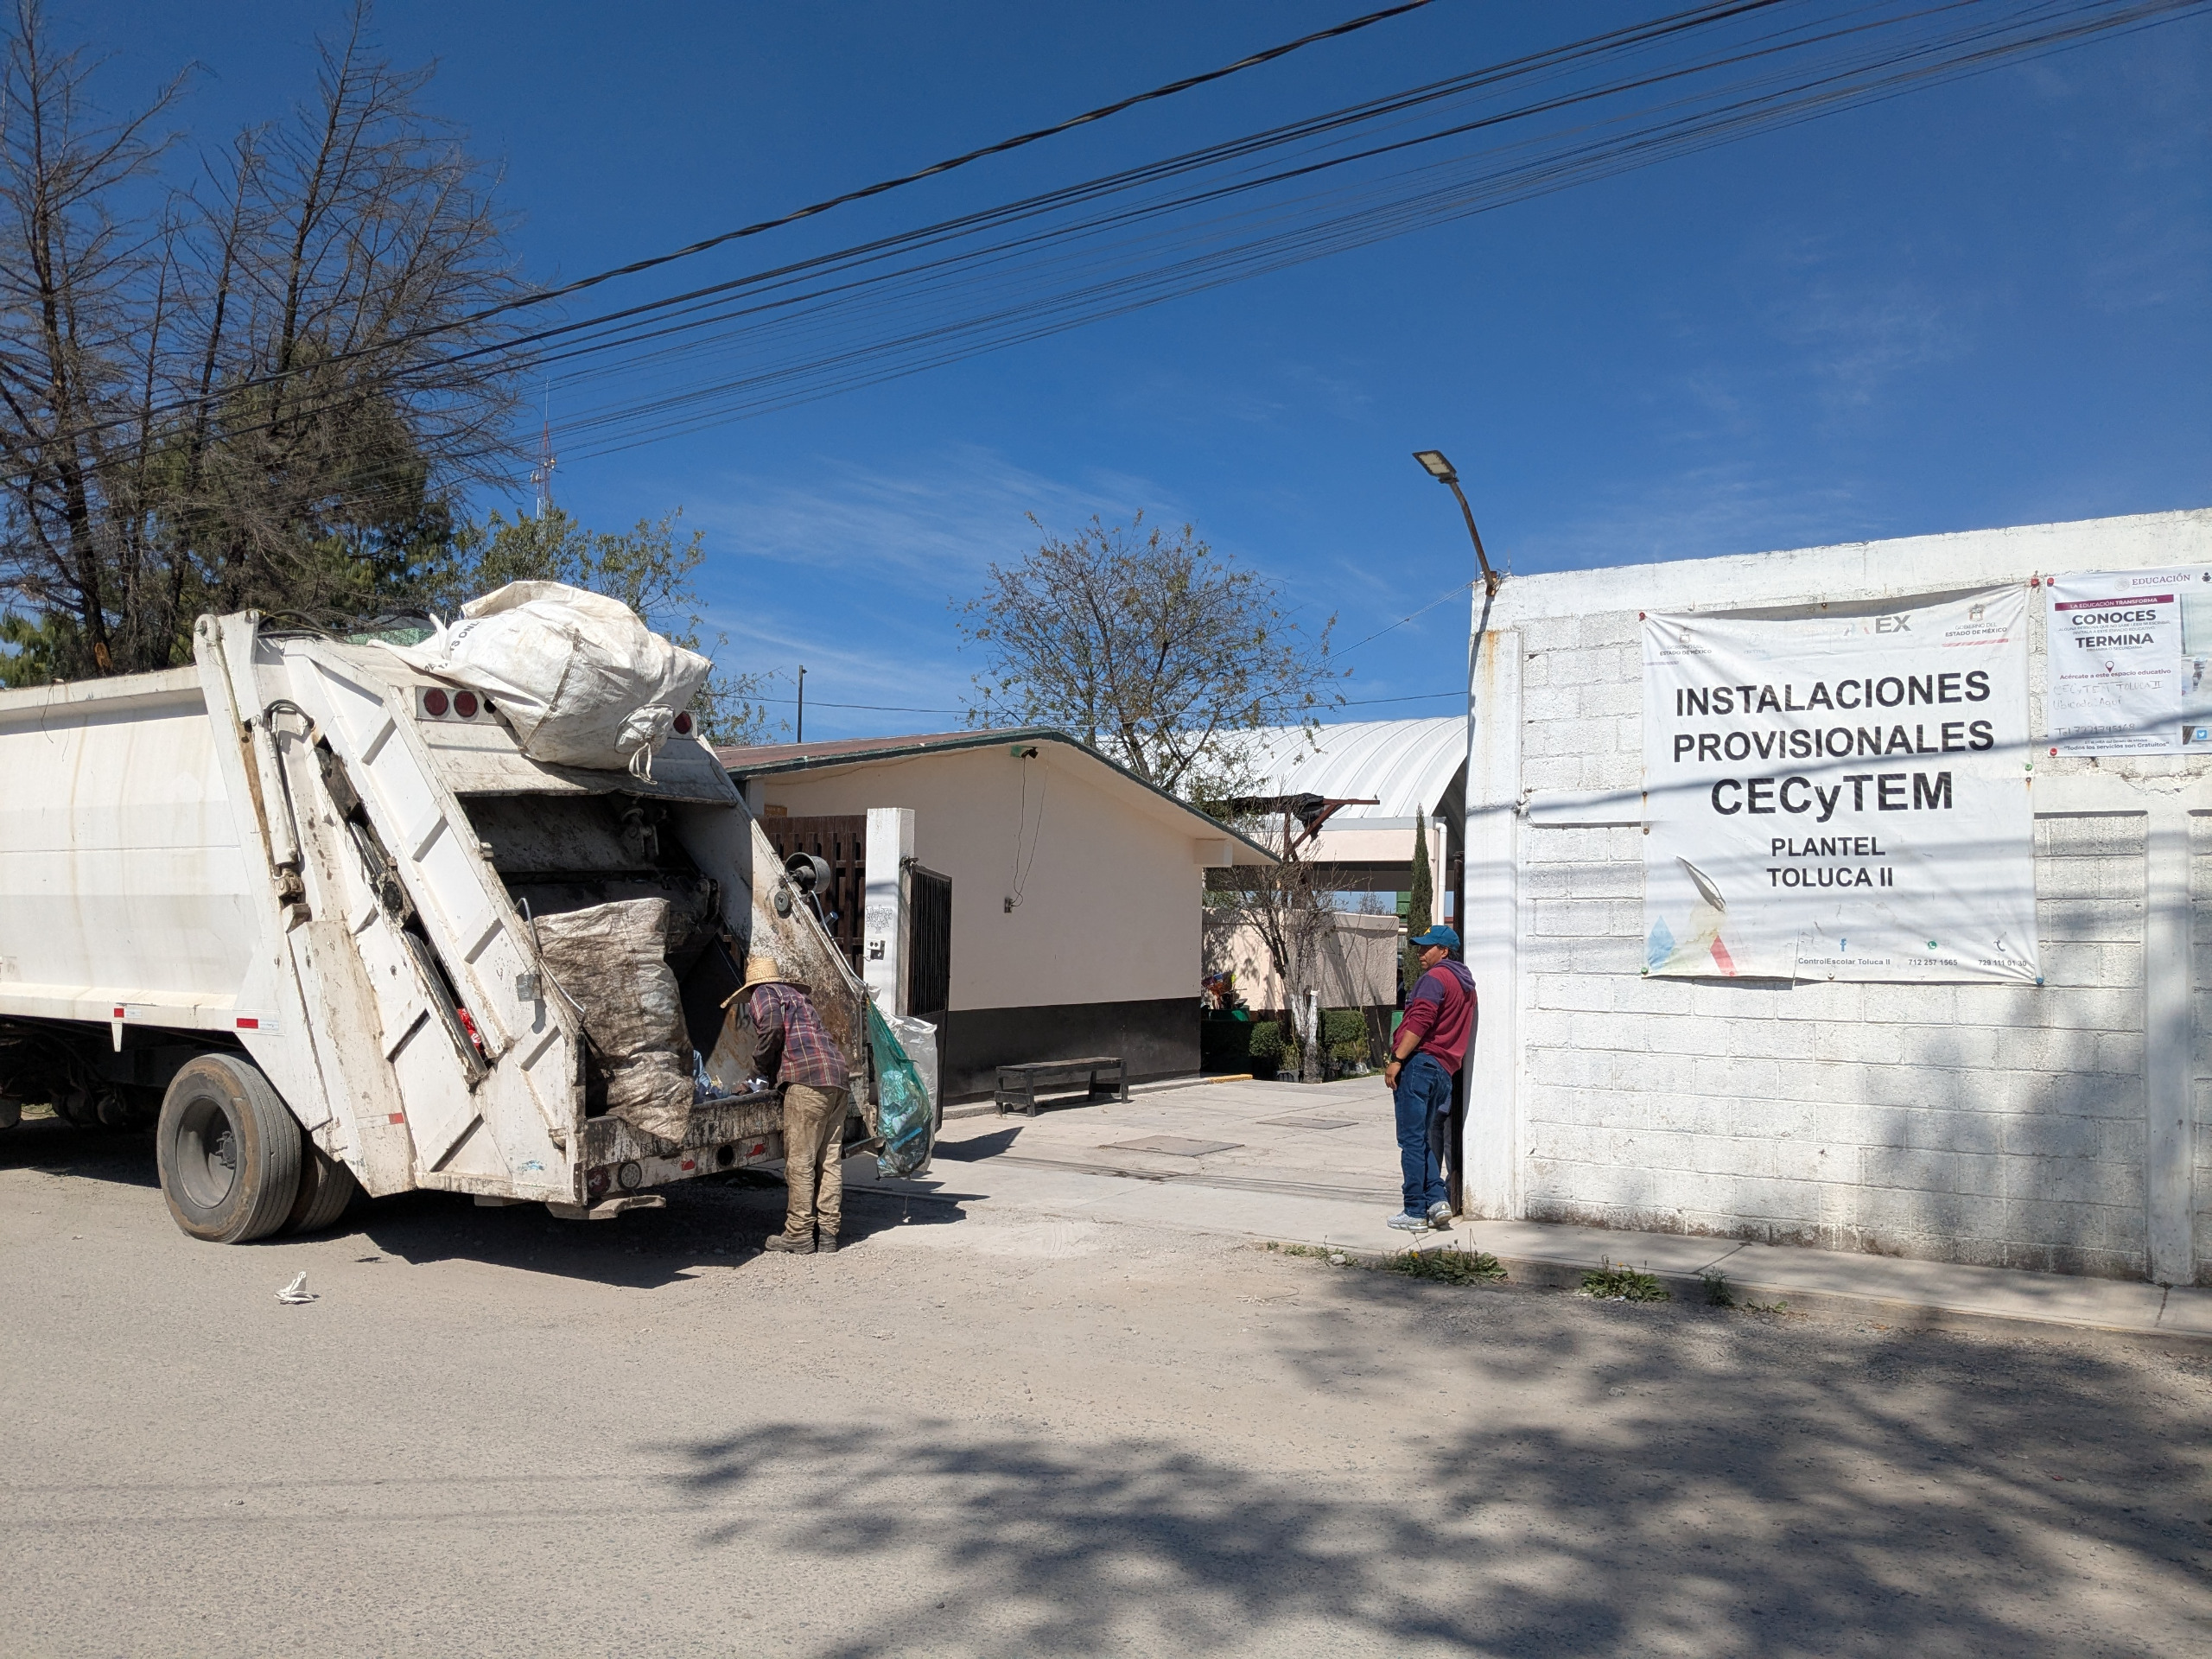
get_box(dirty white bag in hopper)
[531,898,694,1147]
[387,582,709,778]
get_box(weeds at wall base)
[1580,1259,1669,1302]
[1264,1239,1506,1284]
[1385,1248,1507,1285]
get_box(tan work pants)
[780,1084,848,1242]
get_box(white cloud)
[1768,280,1965,408]
[686,443,1182,581]
[1514,461,1867,573]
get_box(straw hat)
[721,956,797,1007]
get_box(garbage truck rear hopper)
[0,610,876,1241]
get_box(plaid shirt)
[746,981,849,1090]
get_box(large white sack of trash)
[386,581,709,778]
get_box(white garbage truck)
[0,604,893,1242]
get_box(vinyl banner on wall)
[1641,588,2037,983]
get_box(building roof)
[1218,716,1466,823]
[715,725,1277,865]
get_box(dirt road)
[4,1114,2209,1656]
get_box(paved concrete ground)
[5,1107,2211,1657]
[932,1075,2212,1345]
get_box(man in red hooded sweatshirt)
[1384,924,1477,1231]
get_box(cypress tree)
[1402,804,1433,1000]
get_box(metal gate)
[908,863,951,1020]
[761,816,866,972]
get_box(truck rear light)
[421,688,448,717]
[453,690,480,719]
[672,710,693,735]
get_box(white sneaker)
[1386,1211,1430,1231]
[1427,1202,1454,1230]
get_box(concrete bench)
[994,1056,1128,1117]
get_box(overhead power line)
[391,0,2212,503]
[22,0,2201,513]
[531,0,2202,461]
[746,687,1465,719]
[475,0,1440,321]
[56,0,1439,448]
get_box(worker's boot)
[762,1230,814,1255]
[816,1231,838,1256]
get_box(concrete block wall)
[1519,813,2149,1277]
[2193,820,2212,1279]
[1464,511,2212,1285]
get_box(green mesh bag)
[867,1002,936,1176]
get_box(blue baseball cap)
[1410,924,1460,950]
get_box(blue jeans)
[1393,1052,1453,1215]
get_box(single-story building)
[1224,715,1465,907]
[1460,507,2212,1286]
[717,728,1274,1100]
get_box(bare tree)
[181,3,520,621]
[1204,804,1338,1084]
[956,512,1341,804]
[0,0,522,678]
[0,0,184,671]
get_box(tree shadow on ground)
[659,1295,2212,1657]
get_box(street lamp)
[1414,447,1498,1222]
[1412,448,1500,597]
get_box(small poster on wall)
[1641,587,2037,983]
[2042,567,2212,756]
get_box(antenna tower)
[529,386,557,514]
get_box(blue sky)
[68,1,2212,739]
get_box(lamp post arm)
[1443,475,1500,597]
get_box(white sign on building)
[1640,587,2037,983]
[2042,567,2212,755]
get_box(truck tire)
[281,1136,360,1236]
[156,1055,302,1243]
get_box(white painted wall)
[1462,509,2212,1285]
[750,742,1217,1013]
[861,806,913,1013]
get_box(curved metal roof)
[1224,716,1465,823]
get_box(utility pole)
[795,665,806,743]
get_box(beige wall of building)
[1211,912,1400,1012]
[741,735,1258,1006]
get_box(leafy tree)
[0,609,76,686]
[1402,803,1433,1001]
[955,512,1341,804]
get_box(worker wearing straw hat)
[726,957,850,1255]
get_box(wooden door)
[761,816,866,973]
